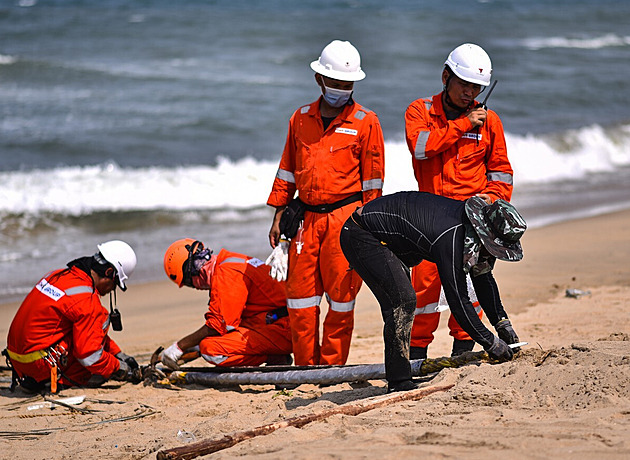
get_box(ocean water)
[1,0,629,302]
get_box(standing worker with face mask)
[266,40,385,366]
[404,43,515,360]
[4,240,140,393]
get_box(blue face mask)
[322,84,353,108]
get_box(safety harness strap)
[5,348,48,364]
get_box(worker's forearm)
[177,324,217,351]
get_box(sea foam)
[1,123,629,217]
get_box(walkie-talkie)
[109,291,123,331]
[475,80,498,145]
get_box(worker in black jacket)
[340,191,526,392]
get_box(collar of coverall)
[191,254,218,290]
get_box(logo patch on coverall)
[36,279,65,301]
[462,132,482,141]
[335,128,358,136]
[247,258,264,268]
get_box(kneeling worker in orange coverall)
[4,240,140,393]
[159,239,292,369]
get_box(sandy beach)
[1,209,629,460]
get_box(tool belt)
[5,343,68,367]
[302,192,362,214]
[4,343,69,393]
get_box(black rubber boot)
[409,346,427,360]
[451,339,475,357]
[387,379,419,393]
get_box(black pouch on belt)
[279,197,306,239]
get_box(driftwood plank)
[157,383,454,460]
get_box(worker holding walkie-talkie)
[404,43,516,361]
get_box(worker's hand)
[111,359,142,384]
[159,342,183,370]
[265,239,289,282]
[485,335,514,362]
[474,193,492,205]
[466,106,487,128]
[116,351,139,370]
[495,318,521,352]
[269,207,286,248]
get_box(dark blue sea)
[1,0,629,302]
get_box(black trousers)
[340,215,416,385]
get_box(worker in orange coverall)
[404,43,514,359]
[4,240,140,393]
[265,40,385,366]
[159,239,292,369]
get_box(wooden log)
[156,383,454,460]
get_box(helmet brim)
[310,61,366,82]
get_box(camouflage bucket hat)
[464,196,527,261]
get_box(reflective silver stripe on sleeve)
[102,317,110,330]
[77,347,104,367]
[414,131,430,160]
[329,299,355,313]
[487,171,513,185]
[362,178,383,191]
[287,296,322,309]
[276,168,295,183]
[64,286,94,296]
[354,110,366,120]
[220,257,247,266]
[301,105,310,114]
[415,302,440,315]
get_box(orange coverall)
[267,97,385,365]
[200,249,292,366]
[404,93,513,347]
[7,267,122,387]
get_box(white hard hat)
[444,43,492,86]
[310,40,366,82]
[97,240,137,291]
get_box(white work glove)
[265,239,289,282]
[159,342,183,370]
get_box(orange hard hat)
[164,238,198,287]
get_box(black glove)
[85,374,107,388]
[495,318,521,352]
[111,359,143,384]
[116,352,139,370]
[485,335,514,362]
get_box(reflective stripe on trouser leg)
[286,208,325,366]
[318,204,362,365]
[448,301,483,341]
[287,301,321,366]
[410,261,442,347]
[199,321,293,367]
[320,298,355,365]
